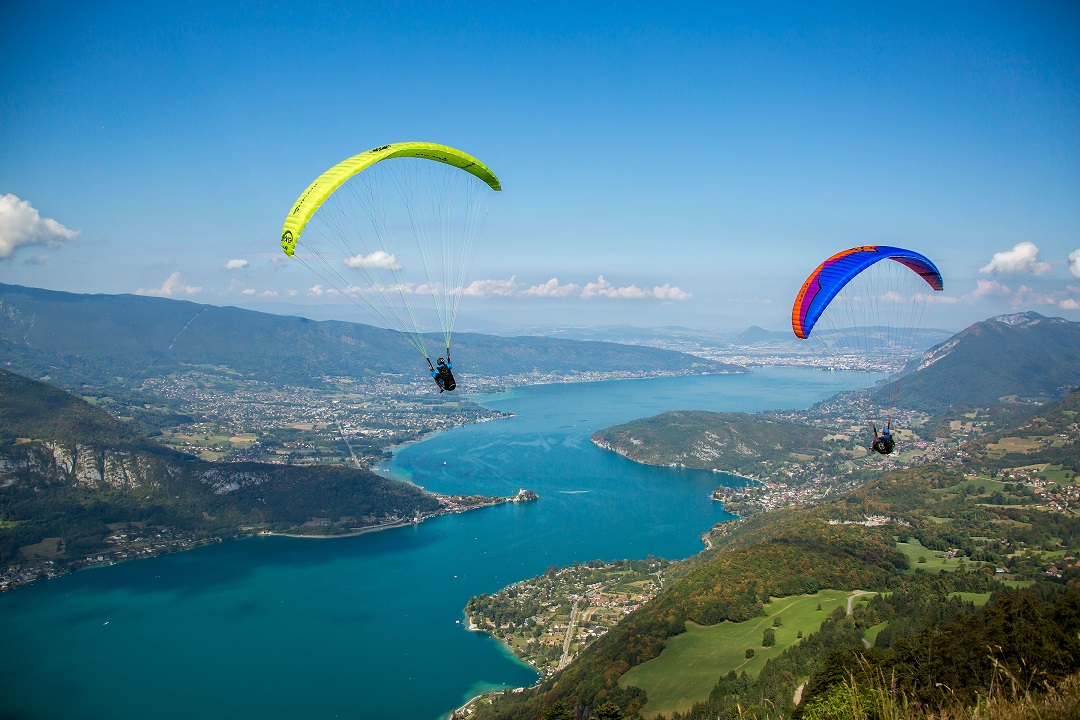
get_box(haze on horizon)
[1,2,1078,334]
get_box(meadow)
[619,590,854,718]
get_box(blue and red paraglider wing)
[792,245,943,340]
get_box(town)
[464,557,669,677]
[706,391,1077,522]
[136,366,736,468]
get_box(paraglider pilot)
[870,423,895,455]
[428,351,456,392]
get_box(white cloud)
[1013,285,1057,306]
[461,276,518,297]
[260,290,278,297]
[309,284,324,296]
[135,272,201,297]
[582,276,636,299]
[959,279,1080,310]
[242,288,256,295]
[979,241,1051,276]
[524,278,580,297]
[1068,249,1080,279]
[967,279,1012,300]
[223,258,248,270]
[651,283,690,301]
[0,193,79,259]
[580,275,689,300]
[286,289,298,297]
[359,282,417,295]
[343,251,400,270]
[23,254,49,266]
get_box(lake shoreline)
[2,489,538,592]
[2,368,854,719]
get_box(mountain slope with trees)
[0,283,741,392]
[0,369,441,567]
[466,391,1080,720]
[591,411,830,475]
[877,311,1080,411]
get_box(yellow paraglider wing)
[281,142,501,256]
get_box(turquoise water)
[0,368,852,720]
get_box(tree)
[592,701,622,720]
[763,628,776,647]
[773,617,783,627]
[745,648,755,659]
[540,703,574,720]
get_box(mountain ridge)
[877,310,1080,410]
[0,368,444,566]
[0,283,743,391]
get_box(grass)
[949,591,993,606]
[863,622,888,647]
[1039,465,1075,484]
[933,477,1010,497]
[802,669,1080,720]
[619,590,851,718]
[896,539,976,573]
[20,536,64,559]
[986,437,1043,453]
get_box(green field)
[897,538,973,573]
[949,591,992,606]
[1039,465,1076,484]
[863,621,887,647]
[619,590,852,718]
[986,437,1042,453]
[933,477,1010,497]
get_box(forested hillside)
[467,392,1080,720]
[876,311,1080,411]
[0,369,440,566]
[0,283,740,392]
[591,411,829,475]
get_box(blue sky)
[2,1,1078,332]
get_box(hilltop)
[876,311,1080,411]
[591,411,831,476]
[588,314,1080,488]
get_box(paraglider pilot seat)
[871,425,895,455]
[430,356,456,392]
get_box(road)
[794,591,874,705]
[847,589,873,615]
[556,600,579,671]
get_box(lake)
[0,367,853,719]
